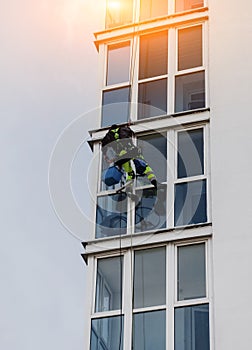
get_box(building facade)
[83,0,252,349]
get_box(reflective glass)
[140,0,168,20]
[175,71,205,113]
[175,180,207,226]
[91,316,124,350]
[138,79,167,119]
[177,243,206,300]
[96,195,127,238]
[95,256,123,312]
[175,304,209,350]
[133,310,166,350]
[107,42,130,85]
[139,31,168,79]
[102,87,130,127]
[178,129,204,178]
[175,0,204,12]
[137,133,167,184]
[106,0,133,28]
[135,187,166,232]
[178,25,202,71]
[134,247,166,308]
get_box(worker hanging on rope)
[101,124,158,189]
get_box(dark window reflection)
[138,79,167,119]
[175,180,207,226]
[134,247,166,308]
[139,31,168,79]
[175,71,205,113]
[178,25,202,71]
[91,316,124,350]
[178,129,204,178]
[133,310,166,350]
[96,194,127,238]
[135,187,166,232]
[102,87,130,127]
[95,257,123,312]
[137,133,167,185]
[175,304,209,350]
[177,244,206,301]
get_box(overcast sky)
[0,1,103,348]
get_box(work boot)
[151,179,157,189]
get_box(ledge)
[82,222,213,258]
[87,107,210,149]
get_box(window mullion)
[168,27,176,114]
[167,243,175,350]
[167,129,175,228]
[123,250,132,349]
[205,123,212,223]
[130,35,139,122]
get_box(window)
[96,194,127,238]
[177,243,206,300]
[175,71,205,113]
[106,0,133,28]
[175,0,204,13]
[97,125,208,238]
[133,247,166,349]
[138,31,168,119]
[175,25,205,113]
[177,128,204,178]
[178,25,202,71]
[91,256,124,349]
[102,41,131,127]
[95,257,123,312]
[102,87,130,127]
[101,22,207,126]
[175,304,209,350]
[140,0,168,20]
[175,127,207,227]
[91,316,124,350]
[90,241,211,349]
[133,310,166,349]
[106,42,130,85]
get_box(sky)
[0,1,103,348]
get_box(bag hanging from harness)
[133,158,147,175]
[102,165,123,186]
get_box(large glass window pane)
[175,304,209,350]
[134,247,166,308]
[133,310,166,350]
[96,194,127,238]
[137,133,167,184]
[135,187,166,232]
[107,42,130,85]
[106,0,133,29]
[139,31,168,79]
[140,0,168,20]
[175,180,207,226]
[138,79,167,119]
[95,256,123,312]
[102,87,130,127]
[175,0,204,12]
[177,243,206,301]
[178,129,204,178]
[91,316,124,350]
[175,71,205,113]
[178,25,202,71]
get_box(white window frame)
[95,122,210,239]
[88,238,212,349]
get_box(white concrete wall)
[209,0,252,348]
[0,1,103,349]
